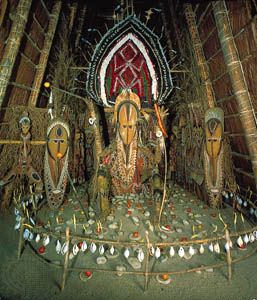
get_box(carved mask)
[47,123,69,160]
[117,101,138,145]
[205,119,223,158]
[204,107,224,188]
[19,116,31,135]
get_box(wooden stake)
[213,1,257,188]
[29,1,61,106]
[0,0,32,108]
[17,217,26,259]
[225,229,232,281]
[61,227,70,291]
[144,231,150,292]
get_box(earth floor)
[0,183,257,300]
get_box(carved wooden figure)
[204,107,224,208]
[44,119,70,209]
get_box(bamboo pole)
[75,5,87,49]
[0,140,45,145]
[29,1,61,107]
[224,229,232,281]
[68,2,78,34]
[184,3,216,109]
[213,1,257,188]
[0,0,33,108]
[61,227,70,291]
[18,217,26,259]
[86,99,103,159]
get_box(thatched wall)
[0,0,53,178]
[194,0,257,197]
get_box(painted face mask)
[47,124,69,161]
[44,119,70,210]
[205,108,224,186]
[117,101,138,145]
[204,107,224,208]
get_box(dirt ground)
[0,187,257,300]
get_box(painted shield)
[44,119,70,210]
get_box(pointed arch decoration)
[86,15,173,107]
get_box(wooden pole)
[224,229,232,281]
[184,3,216,109]
[0,0,32,108]
[0,140,45,145]
[61,227,70,291]
[29,1,61,107]
[167,0,183,55]
[87,99,103,159]
[213,1,257,188]
[144,231,150,292]
[17,217,26,259]
[68,2,78,34]
[75,5,87,49]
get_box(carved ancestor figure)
[0,112,43,210]
[95,90,162,216]
[44,119,70,210]
[204,107,224,208]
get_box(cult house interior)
[0,0,257,299]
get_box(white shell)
[61,242,68,255]
[178,247,185,258]
[16,215,21,222]
[224,242,230,252]
[137,249,144,262]
[14,222,21,230]
[23,229,30,240]
[189,246,195,256]
[124,248,130,259]
[150,246,155,256]
[155,247,161,259]
[156,130,163,138]
[208,243,214,252]
[169,246,175,257]
[214,242,220,254]
[35,233,41,243]
[56,240,62,254]
[73,244,79,256]
[28,232,34,241]
[30,217,35,226]
[253,230,257,240]
[199,244,204,254]
[81,241,87,252]
[237,236,244,247]
[110,245,115,255]
[43,235,50,246]
[14,208,19,215]
[99,245,105,255]
[243,234,249,244]
[249,233,255,243]
[90,242,97,253]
